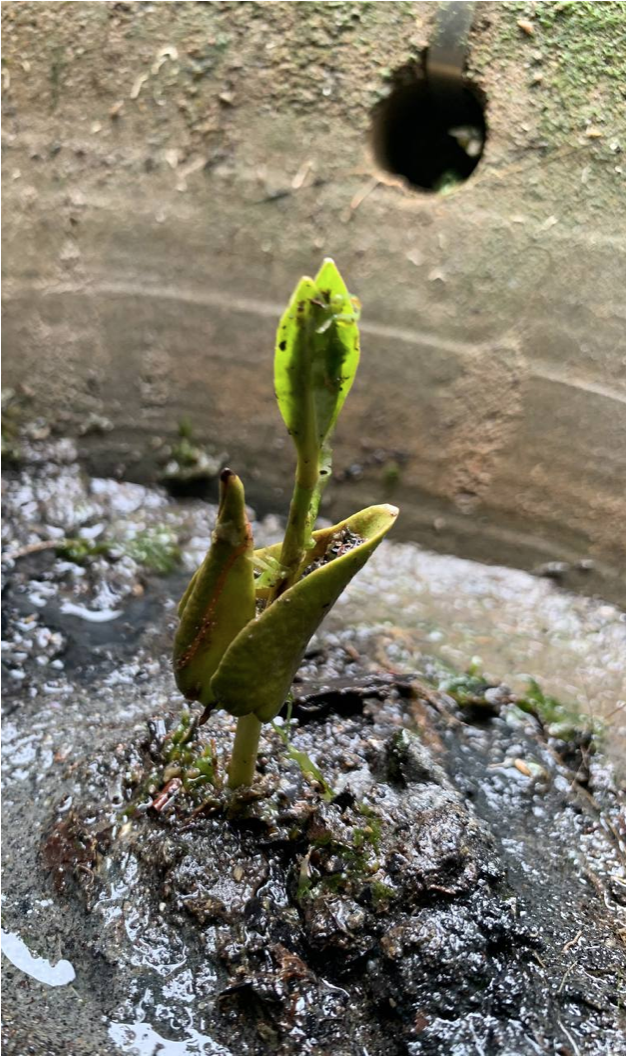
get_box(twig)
[349,176,380,212]
[151,777,182,812]
[562,930,583,954]
[3,539,60,561]
[557,1019,580,1056]
[556,961,577,995]
[292,159,314,190]
[255,176,329,204]
[604,700,626,721]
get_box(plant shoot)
[173,260,398,788]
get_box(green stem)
[228,713,263,788]
[269,454,319,600]
[281,481,316,579]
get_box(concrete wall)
[3,2,625,599]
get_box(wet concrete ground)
[330,541,626,769]
[2,440,626,1055]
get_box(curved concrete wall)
[3,2,625,599]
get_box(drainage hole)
[372,70,487,193]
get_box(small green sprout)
[173,260,398,789]
[160,416,223,489]
[55,526,181,574]
[271,710,335,802]
[123,527,181,575]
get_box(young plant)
[173,260,398,788]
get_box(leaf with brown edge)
[209,503,398,722]
[173,470,255,706]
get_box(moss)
[357,805,382,852]
[56,526,181,574]
[319,872,348,894]
[340,844,373,871]
[310,831,333,849]
[381,460,401,489]
[123,527,181,575]
[186,743,220,791]
[171,416,200,466]
[300,802,386,905]
[530,1,625,86]
[55,539,112,563]
[272,717,335,801]
[159,418,222,489]
[370,880,397,909]
[487,2,626,139]
[438,673,493,709]
[435,663,599,743]
[352,826,366,849]
[517,677,566,724]
[296,874,313,901]
[517,677,598,740]
[126,715,226,812]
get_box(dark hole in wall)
[372,63,487,193]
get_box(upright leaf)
[275,258,361,469]
[273,259,362,587]
[173,470,255,706]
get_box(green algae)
[56,526,181,575]
[487,2,626,138]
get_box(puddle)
[108,996,228,1057]
[1,928,76,987]
[59,602,123,623]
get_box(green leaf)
[272,259,362,587]
[208,503,398,722]
[274,257,361,478]
[272,721,335,801]
[173,470,255,706]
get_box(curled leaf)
[173,470,255,706]
[209,503,398,722]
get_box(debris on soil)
[517,19,535,37]
[290,670,418,721]
[302,527,365,579]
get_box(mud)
[2,439,626,1056]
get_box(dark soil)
[32,675,626,1058]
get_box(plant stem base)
[228,713,263,788]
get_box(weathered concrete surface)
[2,2,625,596]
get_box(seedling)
[159,417,224,490]
[173,260,398,788]
[272,704,335,802]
